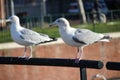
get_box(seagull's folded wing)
[72,29,104,44]
[20,29,52,44]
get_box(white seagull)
[50,18,111,63]
[5,15,56,59]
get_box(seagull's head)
[6,15,20,24]
[49,18,70,28]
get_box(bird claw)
[18,56,31,60]
[18,56,26,58]
[24,57,31,60]
[74,58,80,63]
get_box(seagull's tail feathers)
[49,37,57,42]
[35,37,57,45]
[99,35,112,42]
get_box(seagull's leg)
[75,47,83,63]
[19,46,27,58]
[23,46,32,60]
[78,47,83,60]
[28,46,32,59]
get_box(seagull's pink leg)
[75,47,83,63]
[20,46,32,60]
[28,46,32,59]
[19,46,27,58]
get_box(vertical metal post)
[43,0,46,16]
[111,10,113,21]
[40,2,43,27]
[86,13,90,23]
[49,14,52,23]
[40,0,46,27]
[11,0,15,15]
[77,0,87,24]
[62,14,65,18]
[6,0,10,17]
[80,68,87,80]
[93,21,96,32]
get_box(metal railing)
[0,57,103,80]
[0,57,119,80]
[106,62,120,71]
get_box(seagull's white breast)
[10,24,34,46]
[59,27,84,47]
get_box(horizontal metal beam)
[0,57,103,69]
[106,62,120,70]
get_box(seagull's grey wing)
[72,29,104,44]
[39,33,49,37]
[20,29,52,44]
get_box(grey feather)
[72,36,86,44]
[20,29,51,44]
[73,29,105,45]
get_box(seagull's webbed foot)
[24,57,31,60]
[74,57,82,63]
[18,46,32,60]
[75,58,80,63]
[74,47,83,63]
[18,56,31,60]
[18,55,26,59]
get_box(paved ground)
[0,32,120,50]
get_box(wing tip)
[50,37,57,41]
[100,35,112,42]
[103,35,112,40]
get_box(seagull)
[5,15,56,59]
[49,18,111,63]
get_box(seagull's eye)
[75,30,81,35]
[57,20,62,23]
[77,30,81,33]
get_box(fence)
[0,10,120,43]
[0,57,103,80]
[0,57,119,80]
[1,9,120,28]
[20,9,120,28]
[21,9,120,27]
[106,62,120,71]
[4,9,120,28]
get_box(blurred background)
[0,0,120,43]
[0,0,120,80]
[1,0,120,25]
